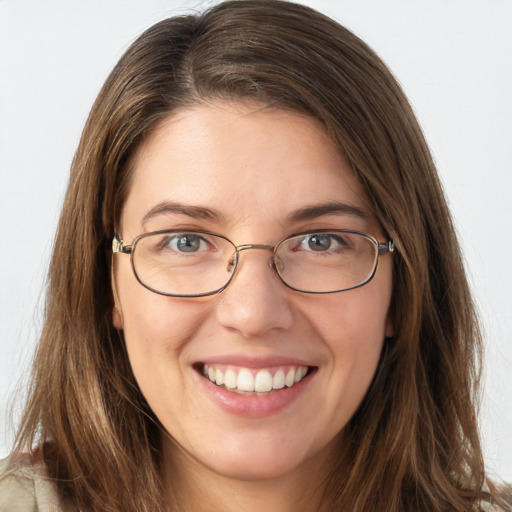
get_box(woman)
[1,0,510,510]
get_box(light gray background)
[1,0,511,481]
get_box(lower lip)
[195,369,314,417]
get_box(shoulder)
[480,503,509,512]
[0,453,69,512]
[479,482,512,512]
[0,454,37,511]
[482,502,512,512]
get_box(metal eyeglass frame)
[112,229,395,297]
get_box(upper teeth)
[202,364,309,393]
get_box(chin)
[204,452,308,482]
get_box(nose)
[216,248,294,338]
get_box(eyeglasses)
[112,229,395,297]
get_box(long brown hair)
[13,1,508,510]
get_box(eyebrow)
[141,200,367,228]
[287,202,368,222]
[141,201,227,227]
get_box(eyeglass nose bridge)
[236,243,274,252]
[228,243,279,274]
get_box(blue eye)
[305,234,333,251]
[165,234,208,253]
[300,233,348,252]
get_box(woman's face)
[113,102,393,483]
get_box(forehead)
[121,101,375,236]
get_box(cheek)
[121,298,178,397]
[311,289,390,350]
[121,293,207,362]
[306,277,392,390]
[119,293,213,429]
[321,301,385,386]
[115,271,205,390]
[116,259,195,351]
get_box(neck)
[161,436,342,512]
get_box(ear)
[113,304,124,330]
[384,308,394,339]
[385,317,394,338]
[110,256,124,330]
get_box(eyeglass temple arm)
[112,236,132,254]
[378,240,395,255]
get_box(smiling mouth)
[197,364,314,395]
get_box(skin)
[113,101,394,512]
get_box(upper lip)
[196,354,315,369]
